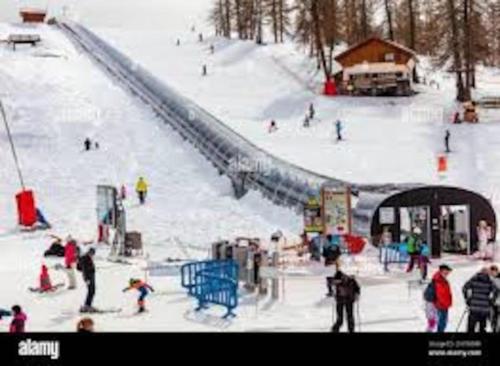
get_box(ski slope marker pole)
[0,100,26,190]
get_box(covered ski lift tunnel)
[355,186,496,258]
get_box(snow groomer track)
[56,21,420,216]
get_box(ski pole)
[456,308,468,332]
[357,301,362,332]
[331,296,336,332]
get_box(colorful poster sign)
[322,187,352,235]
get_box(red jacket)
[39,265,52,291]
[433,271,453,310]
[65,241,77,268]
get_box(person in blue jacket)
[123,279,155,313]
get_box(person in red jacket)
[433,264,453,333]
[64,238,78,290]
[9,305,27,333]
[39,264,53,292]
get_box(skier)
[78,248,97,313]
[490,265,500,332]
[453,111,461,124]
[432,264,453,333]
[123,279,155,313]
[445,130,451,153]
[199,33,203,42]
[331,269,360,333]
[335,120,343,141]
[135,177,148,205]
[268,120,278,134]
[406,227,423,273]
[210,44,215,54]
[424,288,438,332]
[463,268,497,333]
[84,138,92,151]
[64,237,78,290]
[36,265,54,293]
[77,317,95,333]
[9,305,27,333]
[419,244,431,282]
[94,141,99,150]
[309,103,315,120]
[202,64,207,76]
[176,39,181,46]
[303,115,310,128]
[120,184,127,201]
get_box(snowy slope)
[58,0,500,193]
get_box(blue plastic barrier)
[379,243,410,272]
[379,243,430,272]
[181,260,239,318]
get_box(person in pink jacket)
[9,305,27,333]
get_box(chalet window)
[396,72,403,78]
[385,53,395,62]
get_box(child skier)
[120,184,127,201]
[84,138,92,151]
[424,300,438,332]
[9,305,27,333]
[135,177,148,205]
[268,120,278,133]
[123,279,155,313]
[30,265,60,293]
[335,120,343,141]
[39,264,53,292]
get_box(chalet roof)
[335,37,417,64]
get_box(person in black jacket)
[489,265,500,332]
[84,138,92,151]
[78,248,96,313]
[331,269,360,333]
[463,268,497,333]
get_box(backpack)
[407,235,422,254]
[423,280,436,302]
[76,256,83,272]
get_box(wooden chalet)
[334,37,417,97]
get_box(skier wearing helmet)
[406,227,423,273]
[123,279,155,314]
